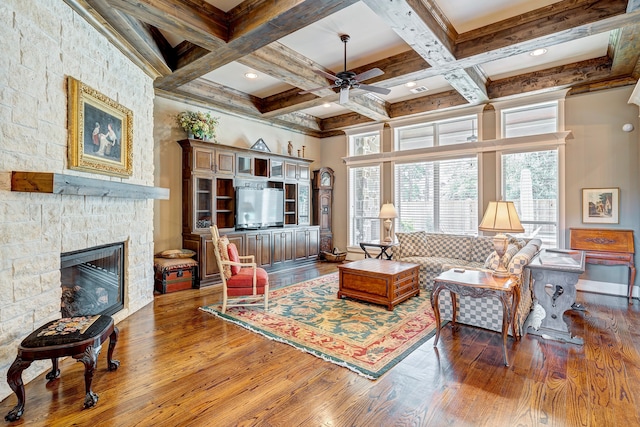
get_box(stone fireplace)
[60,242,125,318]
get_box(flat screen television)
[235,187,284,230]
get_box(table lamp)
[478,201,524,277]
[379,203,398,243]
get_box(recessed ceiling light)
[405,81,417,87]
[530,48,547,57]
[244,72,258,79]
[323,103,332,108]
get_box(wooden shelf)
[11,172,169,199]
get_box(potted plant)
[177,111,219,142]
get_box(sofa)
[392,231,542,337]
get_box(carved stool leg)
[107,327,120,371]
[5,356,32,422]
[46,357,60,381]
[75,344,101,408]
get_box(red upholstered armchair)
[210,225,269,313]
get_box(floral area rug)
[199,272,437,379]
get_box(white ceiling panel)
[279,2,410,72]
[201,62,293,98]
[482,32,611,80]
[434,0,562,33]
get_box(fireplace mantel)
[11,172,169,199]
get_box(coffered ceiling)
[68,0,640,137]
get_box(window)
[394,157,478,234]
[396,115,478,151]
[349,131,380,156]
[502,101,558,138]
[348,165,381,245]
[501,149,558,247]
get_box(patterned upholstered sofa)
[393,231,542,337]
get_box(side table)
[359,240,397,260]
[431,269,519,366]
[5,315,119,422]
[526,249,586,345]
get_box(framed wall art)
[582,187,619,224]
[67,76,133,177]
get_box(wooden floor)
[3,262,640,426]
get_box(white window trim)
[493,89,569,139]
[344,124,384,157]
[343,131,572,166]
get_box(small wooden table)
[359,240,398,260]
[337,259,419,310]
[431,269,519,366]
[5,315,119,422]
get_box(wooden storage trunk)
[154,258,198,294]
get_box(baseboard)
[576,278,638,299]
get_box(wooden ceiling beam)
[155,0,359,90]
[84,0,173,75]
[487,56,615,99]
[455,0,630,59]
[363,0,488,104]
[389,90,468,119]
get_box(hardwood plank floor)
[2,262,640,426]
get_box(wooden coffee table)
[432,269,519,366]
[337,259,420,310]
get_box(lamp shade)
[478,201,524,233]
[378,203,398,219]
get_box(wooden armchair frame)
[210,225,269,313]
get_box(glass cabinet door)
[237,155,252,175]
[270,159,283,178]
[195,177,213,230]
[297,183,310,225]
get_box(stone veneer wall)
[0,1,156,400]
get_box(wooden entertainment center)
[178,139,320,287]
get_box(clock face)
[321,171,331,187]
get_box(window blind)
[394,157,478,234]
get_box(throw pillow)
[157,249,196,259]
[484,243,519,270]
[508,239,542,276]
[228,243,241,275]
[395,231,429,258]
[217,236,231,279]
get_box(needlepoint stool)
[4,315,119,422]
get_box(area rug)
[199,272,437,379]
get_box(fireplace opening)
[60,242,124,317]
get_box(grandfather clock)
[312,167,334,254]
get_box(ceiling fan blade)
[358,84,391,95]
[339,86,350,104]
[313,69,339,81]
[354,68,384,82]
[298,85,332,95]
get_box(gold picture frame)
[67,76,133,177]
[582,187,620,224]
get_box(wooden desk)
[5,315,119,422]
[570,228,636,304]
[431,269,519,366]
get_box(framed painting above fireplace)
[67,76,133,177]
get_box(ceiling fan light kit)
[299,34,391,104]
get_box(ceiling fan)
[299,34,391,104]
